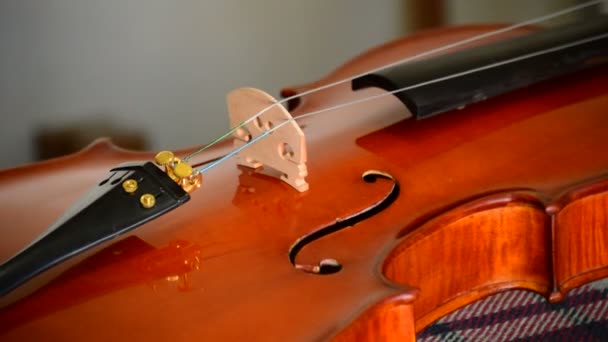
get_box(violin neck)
[352,16,608,119]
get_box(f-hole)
[288,170,400,274]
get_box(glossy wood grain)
[549,180,608,301]
[0,25,606,341]
[383,194,551,332]
[382,179,608,333]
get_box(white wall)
[445,0,580,24]
[0,0,406,168]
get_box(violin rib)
[383,178,608,333]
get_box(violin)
[0,3,607,341]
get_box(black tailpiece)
[0,162,189,296]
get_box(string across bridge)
[181,0,601,168]
[196,22,607,192]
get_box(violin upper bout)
[36,137,150,170]
[79,137,122,153]
[72,137,152,161]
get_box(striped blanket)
[418,279,608,341]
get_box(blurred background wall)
[0,0,597,168]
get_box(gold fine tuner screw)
[173,162,193,179]
[122,179,138,194]
[140,193,156,209]
[155,150,175,166]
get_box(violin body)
[0,24,607,341]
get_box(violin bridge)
[227,87,308,192]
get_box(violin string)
[197,31,607,175]
[182,0,601,162]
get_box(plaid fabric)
[418,279,608,341]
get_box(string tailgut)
[227,87,309,192]
[155,151,202,193]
